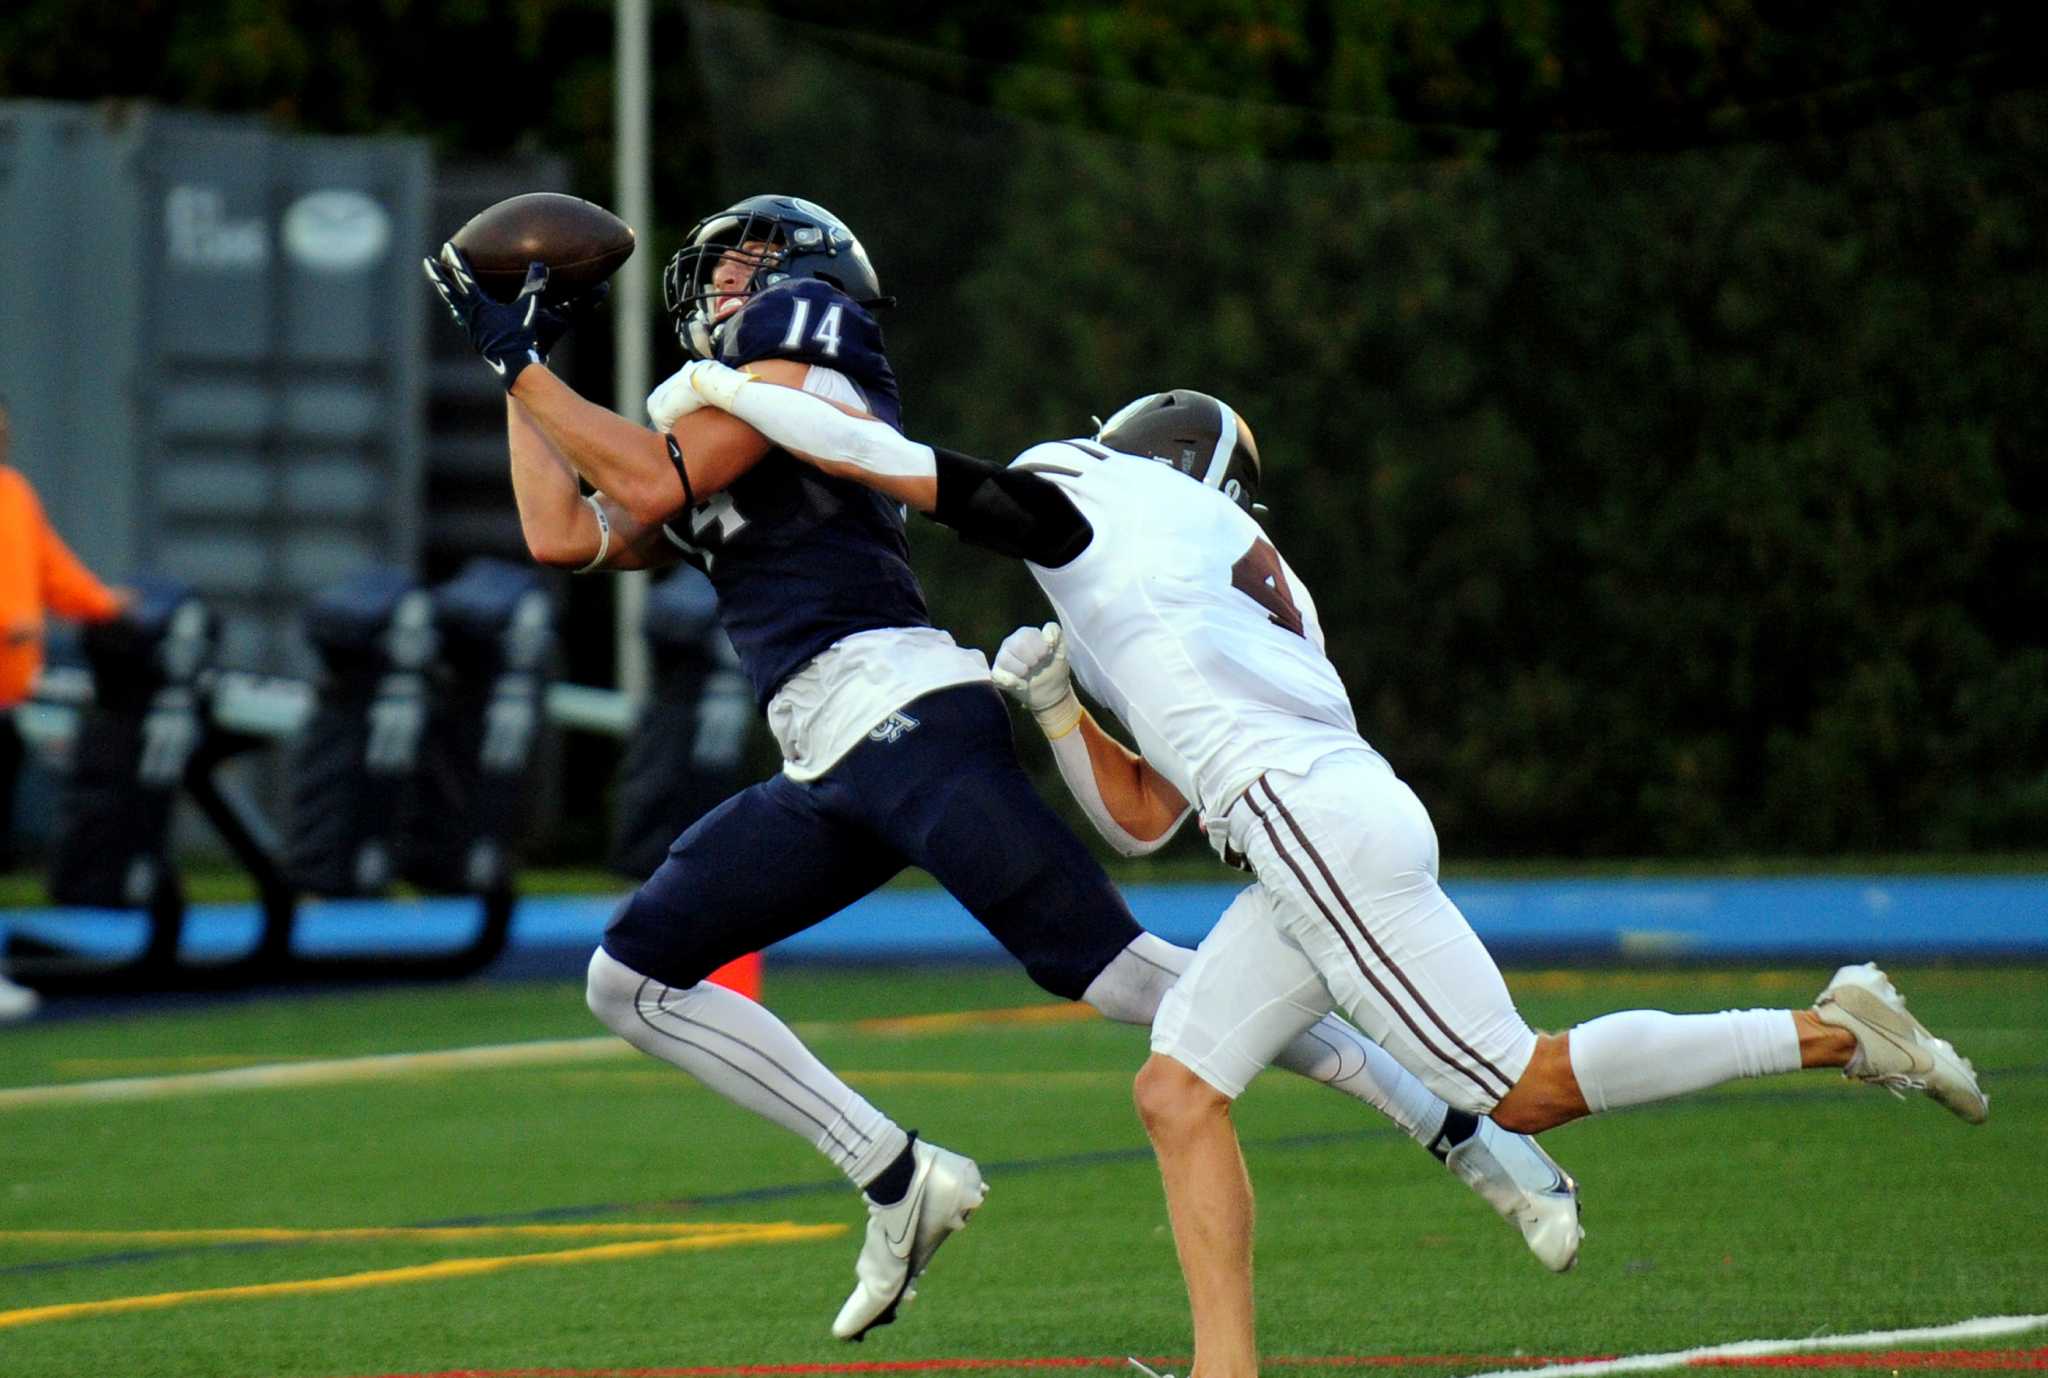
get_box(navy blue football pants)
[601,683,1143,999]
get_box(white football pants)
[1153,749,1537,1112]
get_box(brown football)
[448,192,636,303]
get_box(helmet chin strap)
[685,313,722,360]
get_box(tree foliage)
[725,4,2048,857]
[6,1,2042,857]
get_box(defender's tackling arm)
[678,361,1092,566]
[676,361,1181,850]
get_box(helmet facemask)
[661,196,887,360]
[663,211,792,359]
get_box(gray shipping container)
[0,100,429,677]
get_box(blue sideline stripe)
[3,875,2044,964]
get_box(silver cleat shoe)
[0,974,40,1023]
[1445,1118,1584,1273]
[1813,962,1988,1124]
[832,1136,988,1341]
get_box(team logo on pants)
[866,710,920,744]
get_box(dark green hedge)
[7,1,2041,858]
[695,6,2048,857]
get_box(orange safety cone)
[707,951,763,1001]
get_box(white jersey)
[1014,440,1374,815]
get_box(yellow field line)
[851,1069,1124,1089]
[55,1055,330,1076]
[0,1223,776,1245]
[849,1003,1097,1036]
[1,973,2007,1112]
[0,1223,844,1331]
[1508,968,1824,994]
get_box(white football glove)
[991,622,1083,738]
[686,358,752,411]
[645,361,753,431]
[646,363,704,431]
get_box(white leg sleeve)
[1080,930,1187,1025]
[1568,1007,1803,1113]
[1086,931,1448,1143]
[1269,1013,1450,1144]
[586,948,909,1188]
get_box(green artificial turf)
[0,964,2042,1378]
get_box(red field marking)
[336,1346,2048,1378]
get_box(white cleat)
[1813,962,1988,1125]
[1127,1359,1177,1378]
[832,1136,988,1341]
[1445,1118,1583,1273]
[0,974,40,1023]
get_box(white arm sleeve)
[1045,725,1190,858]
[724,378,938,480]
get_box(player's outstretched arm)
[424,244,752,529]
[506,397,678,573]
[993,624,1190,855]
[511,366,782,531]
[681,363,1092,566]
[509,367,678,522]
[426,245,782,541]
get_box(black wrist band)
[666,434,696,507]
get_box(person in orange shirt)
[0,399,127,1019]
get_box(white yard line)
[0,1002,1085,1110]
[1455,1312,2048,1378]
[0,1037,629,1109]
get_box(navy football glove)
[422,244,545,389]
[531,280,610,360]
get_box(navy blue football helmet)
[1095,390,1264,513]
[662,194,887,359]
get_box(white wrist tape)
[683,359,753,411]
[1032,687,1084,739]
[574,493,612,573]
[725,379,938,480]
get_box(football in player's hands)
[449,192,635,304]
[991,622,1072,714]
[422,247,547,388]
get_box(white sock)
[1083,932,1447,1144]
[1568,1007,1802,1113]
[586,948,909,1188]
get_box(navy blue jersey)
[662,278,933,706]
